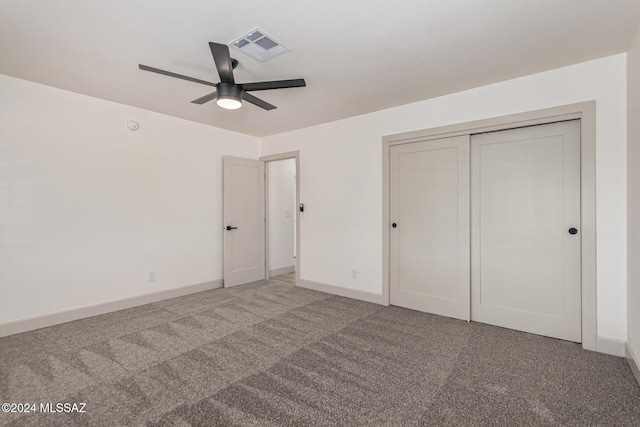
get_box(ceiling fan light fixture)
[216,82,243,110]
[216,97,242,110]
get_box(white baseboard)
[0,279,223,338]
[596,336,626,357]
[268,266,295,277]
[296,279,384,305]
[626,343,640,387]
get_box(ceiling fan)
[139,42,306,111]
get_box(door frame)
[381,101,597,351]
[260,151,301,284]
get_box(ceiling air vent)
[229,28,292,62]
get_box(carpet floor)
[1,278,639,426]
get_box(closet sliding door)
[470,120,581,342]
[389,135,470,321]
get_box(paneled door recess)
[471,120,581,342]
[223,156,266,287]
[390,135,471,321]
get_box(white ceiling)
[1,0,639,137]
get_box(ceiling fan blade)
[242,79,306,91]
[209,42,235,84]
[138,64,216,87]
[243,92,276,110]
[191,91,218,104]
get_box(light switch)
[285,209,291,217]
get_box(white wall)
[627,23,640,361]
[0,74,259,325]
[261,54,628,341]
[268,159,296,272]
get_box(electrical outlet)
[148,271,156,283]
[352,269,358,279]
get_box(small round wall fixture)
[127,120,140,131]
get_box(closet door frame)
[381,101,596,351]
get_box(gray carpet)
[1,278,639,426]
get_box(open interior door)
[223,156,265,287]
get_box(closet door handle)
[568,227,578,235]
[392,223,397,228]
[226,226,238,231]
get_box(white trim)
[596,336,626,357]
[269,266,295,277]
[0,280,223,338]
[296,279,384,305]
[626,343,640,387]
[382,101,598,351]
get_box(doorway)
[266,158,297,281]
[261,151,301,284]
[222,151,301,288]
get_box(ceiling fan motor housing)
[217,82,243,101]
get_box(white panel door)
[390,135,470,321]
[471,120,581,342]
[223,156,265,287]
